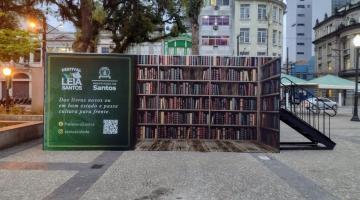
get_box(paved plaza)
[0,107,359,200]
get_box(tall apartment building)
[286,0,312,63]
[199,0,285,56]
[331,0,360,14]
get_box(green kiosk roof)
[310,74,359,90]
[280,74,317,86]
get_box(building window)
[297,23,305,26]
[202,36,229,46]
[257,28,267,44]
[279,9,283,23]
[297,52,305,55]
[318,63,322,70]
[34,49,41,63]
[101,47,110,53]
[297,14,305,17]
[272,30,277,44]
[258,4,267,21]
[239,51,249,56]
[272,53,277,56]
[216,0,229,6]
[239,28,250,43]
[272,6,277,22]
[278,31,282,45]
[202,15,229,25]
[318,47,322,59]
[327,61,333,71]
[297,5,305,8]
[297,42,305,45]
[327,43,332,56]
[257,52,266,56]
[240,4,250,20]
[297,33,305,36]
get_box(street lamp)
[2,67,12,114]
[351,34,360,121]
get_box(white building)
[234,0,285,57]
[199,0,285,57]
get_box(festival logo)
[92,66,117,91]
[61,68,83,90]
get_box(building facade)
[234,0,285,57]
[286,0,312,63]
[331,0,360,14]
[199,0,285,57]
[313,2,360,81]
[199,0,233,55]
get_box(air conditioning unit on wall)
[213,25,218,31]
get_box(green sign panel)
[44,53,135,150]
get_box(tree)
[105,0,186,53]
[0,29,39,61]
[0,0,41,61]
[47,0,106,52]
[183,0,202,55]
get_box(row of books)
[211,98,256,110]
[211,69,257,81]
[136,55,273,67]
[261,96,280,111]
[160,112,209,124]
[137,68,157,79]
[159,82,209,95]
[138,111,157,123]
[211,83,257,96]
[261,59,281,79]
[159,97,210,110]
[137,82,157,94]
[138,96,256,111]
[211,113,256,126]
[138,96,157,109]
[260,113,279,130]
[214,56,271,67]
[262,80,280,95]
[137,126,257,140]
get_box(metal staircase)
[280,77,336,150]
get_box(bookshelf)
[260,58,281,151]
[136,55,280,150]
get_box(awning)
[280,74,318,86]
[310,74,359,91]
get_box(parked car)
[304,97,337,111]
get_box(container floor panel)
[135,140,276,153]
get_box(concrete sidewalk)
[0,109,359,200]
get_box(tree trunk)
[73,0,95,52]
[191,22,199,55]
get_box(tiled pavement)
[0,107,359,200]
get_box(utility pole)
[286,47,289,74]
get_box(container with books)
[135,55,281,152]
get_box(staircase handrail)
[281,77,337,117]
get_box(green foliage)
[105,0,186,53]
[0,29,39,62]
[0,12,19,29]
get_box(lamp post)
[351,34,360,121]
[2,67,12,114]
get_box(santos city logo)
[61,68,83,91]
[92,66,118,91]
